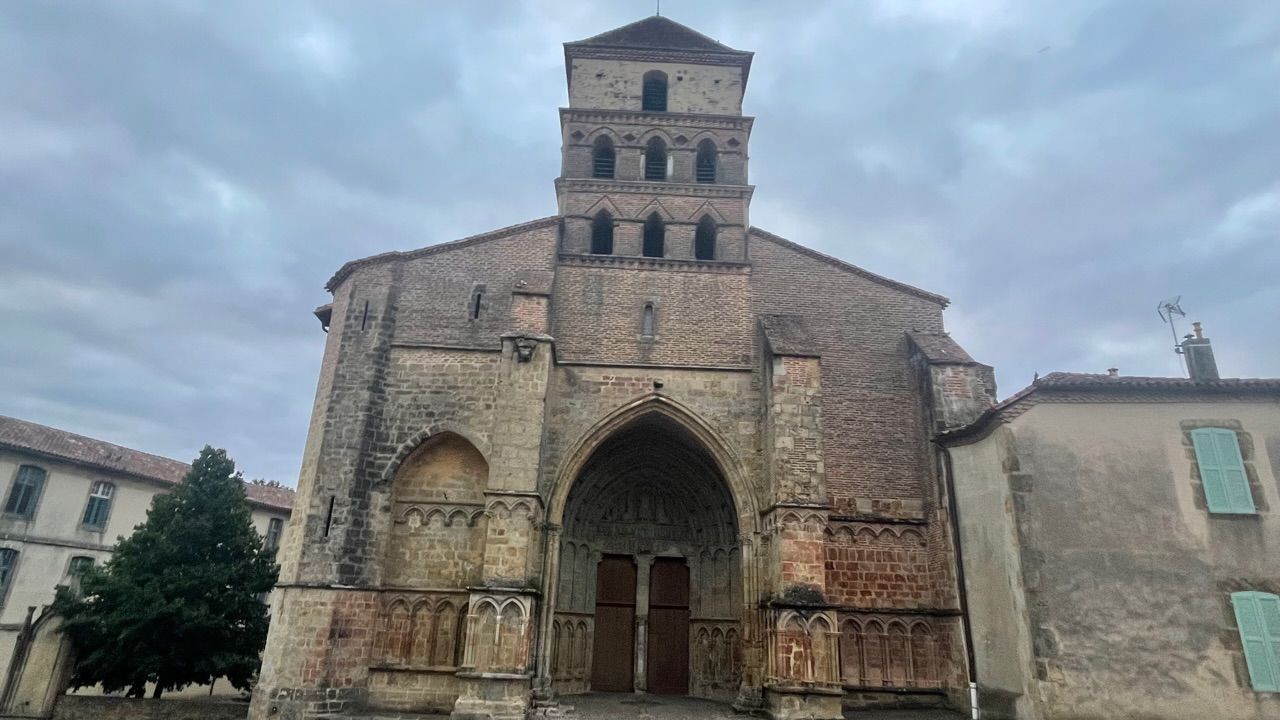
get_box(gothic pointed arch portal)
[545,400,754,702]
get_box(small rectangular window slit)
[323,496,336,538]
[360,301,370,331]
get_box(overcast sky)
[2,1,1278,483]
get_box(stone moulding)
[556,176,756,199]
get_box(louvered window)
[1192,428,1254,514]
[1232,592,1280,692]
[696,140,717,183]
[4,466,45,519]
[592,136,616,179]
[644,138,667,181]
[642,71,667,111]
[641,303,655,337]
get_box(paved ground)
[569,693,965,719]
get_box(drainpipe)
[939,444,980,720]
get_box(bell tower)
[557,16,754,262]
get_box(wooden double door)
[589,555,689,694]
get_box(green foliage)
[53,446,279,698]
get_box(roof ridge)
[0,414,189,471]
[0,414,294,510]
[325,215,560,291]
[567,16,745,54]
[748,227,950,307]
[938,372,1280,446]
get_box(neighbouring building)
[940,328,1280,720]
[0,414,295,684]
[253,16,997,720]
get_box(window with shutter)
[1192,428,1255,514]
[4,466,46,519]
[1232,592,1280,692]
[0,549,17,604]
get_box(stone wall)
[950,400,1280,720]
[551,262,753,367]
[567,59,745,115]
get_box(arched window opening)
[591,136,615,179]
[642,214,664,258]
[642,71,668,112]
[696,139,717,183]
[591,212,614,255]
[694,216,717,261]
[469,286,485,321]
[644,137,667,181]
[642,303,655,337]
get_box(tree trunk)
[152,684,163,699]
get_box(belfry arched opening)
[551,414,742,700]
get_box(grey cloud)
[2,0,1277,482]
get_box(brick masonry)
[253,16,990,720]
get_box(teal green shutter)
[1233,592,1280,692]
[1192,428,1254,513]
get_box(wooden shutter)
[1232,592,1280,692]
[1192,428,1254,513]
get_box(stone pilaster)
[758,316,828,598]
[452,332,553,719]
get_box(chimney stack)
[1107,368,1119,377]
[1181,321,1219,381]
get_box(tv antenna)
[1157,296,1187,375]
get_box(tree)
[54,446,279,698]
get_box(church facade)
[252,17,994,720]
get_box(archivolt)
[547,394,759,531]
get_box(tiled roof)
[0,415,294,512]
[938,372,1280,445]
[567,16,744,54]
[1030,372,1280,390]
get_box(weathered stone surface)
[253,15,981,720]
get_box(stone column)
[533,524,564,699]
[632,554,655,693]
